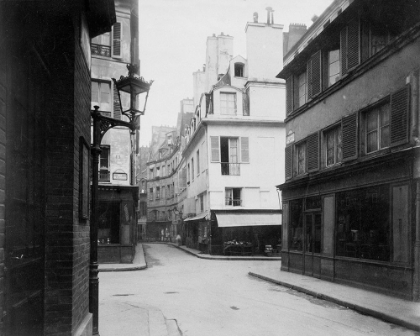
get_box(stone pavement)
[98,242,420,334]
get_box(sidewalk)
[99,242,420,333]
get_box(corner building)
[277,0,420,300]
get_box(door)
[304,213,321,276]
[4,23,46,335]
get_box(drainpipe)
[413,70,420,301]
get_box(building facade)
[0,1,115,335]
[91,0,140,263]
[277,0,420,300]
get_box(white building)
[180,11,287,255]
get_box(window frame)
[220,92,237,115]
[322,124,342,168]
[294,141,307,176]
[362,99,390,155]
[91,79,112,113]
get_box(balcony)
[221,163,240,176]
[91,44,111,57]
[225,198,242,206]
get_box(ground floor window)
[336,184,390,261]
[98,201,120,244]
[289,199,303,251]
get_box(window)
[336,185,390,261]
[294,142,306,176]
[156,167,160,178]
[324,126,342,167]
[220,92,236,115]
[99,146,110,182]
[91,80,111,112]
[365,102,390,154]
[156,187,160,200]
[211,136,249,175]
[225,188,241,206]
[196,150,200,175]
[234,63,244,77]
[91,32,111,57]
[199,194,204,212]
[187,164,190,184]
[328,50,340,86]
[289,200,303,251]
[149,168,154,179]
[149,188,153,201]
[297,72,307,107]
[191,158,194,181]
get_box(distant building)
[277,0,420,300]
[91,0,140,263]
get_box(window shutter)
[308,51,322,99]
[285,146,293,180]
[306,58,313,98]
[342,113,358,161]
[390,86,410,146]
[307,132,319,172]
[210,136,220,162]
[241,137,249,163]
[286,76,293,114]
[340,26,348,75]
[112,21,122,58]
[347,19,360,70]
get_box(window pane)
[328,50,340,86]
[298,72,306,107]
[220,93,236,115]
[380,104,390,126]
[91,81,99,104]
[367,110,378,132]
[100,83,111,111]
[381,125,389,148]
[367,131,378,153]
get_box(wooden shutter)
[308,51,322,99]
[390,86,410,146]
[286,76,293,114]
[210,136,220,162]
[112,21,122,58]
[285,146,293,180]
[342,113,358,161]
[340,26,348,75]
[347,19,360,70]
[307,132,319,172]
[241,137,249,163]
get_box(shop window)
[91,80,111,113]
[336,185,390,261]
[225,188,241,206]
[98,201,120,244]
[289,199,303,251]
[364,102,390,154]
[323,126,342,167]
[220,92,236,115]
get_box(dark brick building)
[0,1,115,335]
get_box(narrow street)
[99,244,418,336]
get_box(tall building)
[91,0,140,263]
[0,1,115,335]
[277,0,420,300]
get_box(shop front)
[97,185,138,263]
[210,210,282,255]
[280,155,416,299]
[183,213,209,251]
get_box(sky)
[137,0,334,146]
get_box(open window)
[225,188,241,206]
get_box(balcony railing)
[99,170,110,182]
[225,198,242,206]
[221,163,240,176]
[91,44,111,57]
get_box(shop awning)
[184,213,208,222]
[215,213,281,227]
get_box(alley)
[99,244,418,336]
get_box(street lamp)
[90,64,153,335]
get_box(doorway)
[304,212,321,276]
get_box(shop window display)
[336,185,390,261]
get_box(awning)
[183,213,208,222]
[215,213,281,228]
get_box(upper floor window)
[196,150,200,175]
[91,21,122,58]
[156,187,160,200]
[365,102,390,154]
[298,72,307,107]
[324,126,342,167]
[220,92,236,115]
[149,168,154,179]
[91,80,111,113]
[99,146,110,182]
[234,63,244,77]
[191,158,194,181]
[156,167,160,178]
[327,50,340,87]
[149,188,153,201]
[294,141,306,176]
[225,188,241,206]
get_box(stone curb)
[248,272,420,332]
[99,244,148,272]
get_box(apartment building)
[277,0,420,300]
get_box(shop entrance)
[304,212,321,276]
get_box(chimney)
[266,7,274,25]
[311,15,319,23]
[253,12,258,23]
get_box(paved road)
[100,244,419,336]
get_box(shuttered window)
[390,86,410,146]
[285,146,293,180]
[342,113,358,161]
[286,76,293,115]
[307,132,319,172]
[112,21,122,58]
[210,136,220,162]
[340,19,360,75]
[307,51,322,99]
[240,137,249,163]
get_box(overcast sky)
[137,0,333,146]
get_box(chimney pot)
[253,12,258,23]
